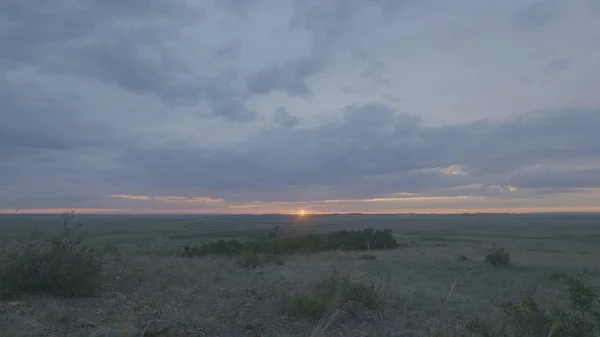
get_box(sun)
[298,209,306,216]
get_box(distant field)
[1,213,600,336]
[2,213,600,255]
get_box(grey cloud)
[515,0,562,30]
[199,76,256,121]
[245,0,415,97]
[430,109,600,176]
[362,62,390,86]
[273,107,300,128]
[0,1,94,67]
[0,0,200,65]
[544,58,570,72]
[290,0,416,48]
[69,42,193,103]
[589,0,600,14]
[213,44,242,59]
[246,56,326,96]
[0,81,121,158]
[0,0,255,121]
[2,0,599,210]
[508,168,600,190]
[109,106,600,203]
[3,104,600,207]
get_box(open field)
[1,213,600,336]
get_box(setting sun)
[299,209,306,216]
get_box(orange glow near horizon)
[299,209,306,216]
[2,206,600,215]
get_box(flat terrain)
[1,213,600,336]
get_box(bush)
[360,254,377,260]
[284,270,385,320]
[181,228,398,258]
[0,232,103,298]
[485,246,511,267]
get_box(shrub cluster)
[181,228,398,258]
[0,231,102,299]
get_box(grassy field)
[1,213,600,336]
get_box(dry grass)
[1,215,600,336]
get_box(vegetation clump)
[360,254,377,260]
[284,270,385,320]
[0,213,102,299]
[467,274,600,337]
[181,228,398,259]
[485,246,511,267]
[235,251,285,269]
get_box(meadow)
[1,213,600,336]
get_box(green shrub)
[284,270,385,320]
[485,246,511,267]
[0,232,103,298]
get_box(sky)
[1,0,600,214]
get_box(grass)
[1,213,600,336]
[360,253,377,260]
[285,270,386,320]
[0,230,102,299]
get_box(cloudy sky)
[1,0,600,214]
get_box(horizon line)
[2,209,600,216]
